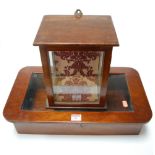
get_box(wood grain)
[33,15,119,48]
[3,67,152,134]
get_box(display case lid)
[33,14,119,49]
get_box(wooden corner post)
[39,46,54,106]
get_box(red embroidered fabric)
[49,51,104,104]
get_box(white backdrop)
[0,0,154,155]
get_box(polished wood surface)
[3,67,152,121]
[34,14,118,108]
[33,15,119,48]
[3,67,152,134]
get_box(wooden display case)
[3,10,152,135]
[33,10,119,109]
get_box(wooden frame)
[33,15,118,109]
[39,46,54,105]
[39,46,113,109]
[3,67,152,135]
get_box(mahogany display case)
[34,11,119,109]
[3,10,152,135]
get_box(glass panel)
[48,51,104,104]
[21,73,133,111]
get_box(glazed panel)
[48,51,104,104]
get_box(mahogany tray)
[3,67,152,135]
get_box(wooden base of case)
[3,67,152,135]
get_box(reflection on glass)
[48,51,104,104]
